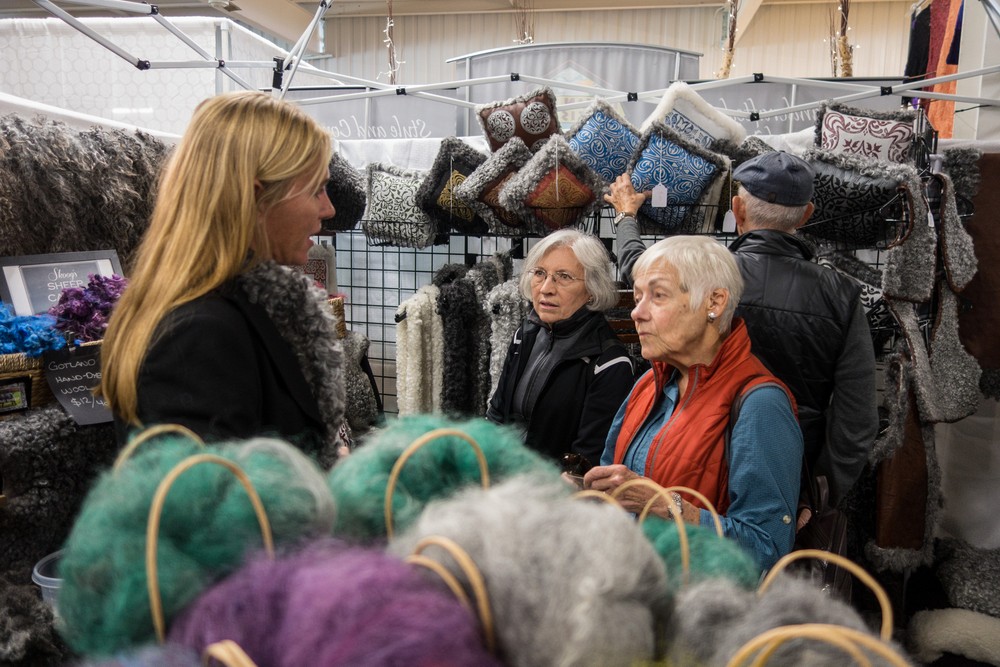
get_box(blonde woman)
[101,91,347,465]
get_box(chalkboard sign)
[0,250,123,316]
[43,343,112,426]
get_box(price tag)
[722,209,738,233]
[651,183,669,208]
[43,344,112,426]
[928,210,935,228]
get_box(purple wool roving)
[168,539,502,667]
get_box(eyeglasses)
[528,268,583,288]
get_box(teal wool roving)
[57,436,336,657]
[641,516,760,593]
[327,414,562,541]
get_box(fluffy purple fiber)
[168,539,502,667]
[48,273,127,343]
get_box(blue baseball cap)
[733,151,815,206]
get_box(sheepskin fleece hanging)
[387,475,672,667]
[909,607,1000,666]
[395,284,444,415]
[341,330,380,433]
[326,414,561,543]
[878,163,936,303]
[0,114,167,272]
[934,172,978,292]
[0,404,118,584]
[237,260,347,466]
[936,539,1000,620]
[57,437,336,657]
[437,272,483,416]
[485,278,530,402]
[168,539,503,667]
[463,258,507,415]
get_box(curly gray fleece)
[237,261,346,461]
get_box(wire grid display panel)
[334,230,521,415]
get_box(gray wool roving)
[237,261,346,466]
[0,578,73,666]
[387,475,672,667]
[663,578,756,666]
[486,278,530,401]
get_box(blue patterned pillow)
[566,100,640,185]
[628,124,726,233]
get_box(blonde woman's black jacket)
[486,307,636,467]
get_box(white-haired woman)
[486,229,636,470]
[584,235,803,571]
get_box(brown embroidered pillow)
[476,87,561,153]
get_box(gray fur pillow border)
[322,152,367,233]
[498,133,605,232]
[415,136,489,236]
[454,136,536,236]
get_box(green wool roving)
[327,414,562,541]
[57,436,336,657]
[641,516,759,593]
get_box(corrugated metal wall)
[316,3,910,85]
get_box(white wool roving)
[388,475,672,667]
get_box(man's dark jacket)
[731,229,878,504]
[486,308,635,467]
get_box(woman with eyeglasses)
[486,228,636,470]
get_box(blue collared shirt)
[602,371,802,571]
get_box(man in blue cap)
[728,151,876,517]
[605,150,877,517]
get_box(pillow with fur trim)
[362,163,437,248]
[453,137,536,236]
[815,102,917,164]
[321,152,366,233]
[498,134,603,232]
[628,123,727,234]
[415,137,489,236]
[565,99,640,184]
[476,87,561,153]
[802,148,919,249]
[640,81,747,147]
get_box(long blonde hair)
[100,91,332,425]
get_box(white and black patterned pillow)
[321,152,367,233]
[363,163,437,248]
[476,87,561,153]
[565,99,640,185]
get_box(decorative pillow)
[415,137,489,235]
[802,148,919,249]
[640,81,747,148]
[476,87,561,153]
[321,152,367,233]
[362,163,437,248]
[815,102,917,164]
[498,134,604,232]
[565,99,640,184]
[627,123,727,234]
[453,137,536,236]
[689,154,732,235]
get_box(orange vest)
[612,319,796,514]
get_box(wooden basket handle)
[611,477,689,583]
[384,428,489,539]
[659,485,724,538]
[146,454,275,643]
[572,489,624,508]
[114,423,206,473]
[406,553,473,611]
[410,535,496,655]
[725,623,910,667]
[202,639,260,666]
[758,549,893,641]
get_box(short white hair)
[738,186,810,232]
[632,235,743,334]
